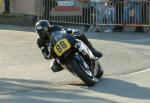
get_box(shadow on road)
[86,32,150,46]
[0,78,117,103]
[0,25,34,32]
[86,78,150,99]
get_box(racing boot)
[50,59,64,72]
[86,41,103,58]
[79,33,103,58]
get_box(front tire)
[68,56,96,86]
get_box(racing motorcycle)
[50,30,104,86]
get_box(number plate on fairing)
[54,39,71,56]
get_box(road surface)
[0,25,150,103]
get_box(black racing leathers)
[37,38,51,60]
[37,25,62,60]
[37,25,87,60]
[37,25,102,72]
[37,25,102,60]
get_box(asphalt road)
[0,25,150,103]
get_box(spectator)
[143,0,150,32]
[142,0,150,31]
[133,0,144,32]
[123,0,144,32]
[133,0,142,24]
[149,0,150,32]
[112,0,124,32]
[141,0,147,25]
[2,0,9,14]
[123,0,137,24]
[123,0,130,24]
[95,0,105,32]
[104,0,115,32]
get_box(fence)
[37,0,96,25]
[37,0,150,30]
[96,1,150,27]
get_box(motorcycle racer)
[35,20,103,72]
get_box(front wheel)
[68,56,97,86]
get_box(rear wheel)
[95,63,104,78]
[68,57,96,86]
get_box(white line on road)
[122,68,150,76]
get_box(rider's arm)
[37,38,52,60]
[66,28,79,35]
[66,28,85,39]
[66,28,91,47]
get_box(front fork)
[74,40,95,60]
[74,40,98,74]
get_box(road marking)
[122,68,150,76]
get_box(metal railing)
[37,0,150,28]
[96,1,150,27]
[37,0,95,25]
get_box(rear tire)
[95,63,104,78]
[68,57,96,86]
